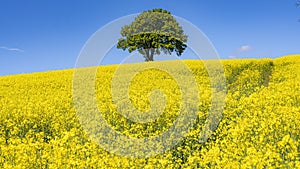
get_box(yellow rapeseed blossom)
[0,55,299,168]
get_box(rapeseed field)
[0,55,299,168]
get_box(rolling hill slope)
[0,55,299,168]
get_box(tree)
[117,8,188,61]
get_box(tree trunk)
[143,49,155,61]
[149,48,154,61]
[144,49,149,61]
[144,49,153,62]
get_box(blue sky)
[0,0,299,75]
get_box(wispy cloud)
[237,45,251,54]
[0,46,24,52]
[228,45,252,59]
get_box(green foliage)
[117,8,188,61]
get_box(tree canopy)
[117,8,188,61]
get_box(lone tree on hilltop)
[117,8,188,61]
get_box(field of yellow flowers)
[0,55,299,168]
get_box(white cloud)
[237,45,251,53]
[0,46,24,52]
[229,45,252,59]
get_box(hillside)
[0,55,299,168]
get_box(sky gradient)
[0,0,299,75]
